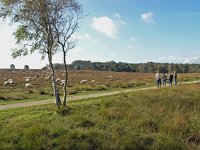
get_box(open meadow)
[0,82,200,149]
[0,69,200,105]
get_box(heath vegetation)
[0,69,200,104]
[0,83,200,149]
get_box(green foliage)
[14,25,29,44]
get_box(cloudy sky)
[0,0,200,69]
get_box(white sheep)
[4,79,14,86]
[60,80,66,86]
[56,78,61,83]
[8,79,13,82]
[4,81,9,86]
[25,83,32,88]
[25,77,32,82]
[80,80,87,84]
[32,76,36,80]
[91,80,95,83]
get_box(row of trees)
[47,60,200,73]
[0,0,83,108]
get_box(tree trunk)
[63,52,68,107]
[49,57,62,108]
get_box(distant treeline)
[43,60,200,73]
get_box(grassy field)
[0,83,200,149]
[0,69,200,104]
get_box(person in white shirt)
[155,71,161,88]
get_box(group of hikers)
[155,70,177,88]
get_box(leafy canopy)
[0,0,82,59]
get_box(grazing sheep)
[8,79,13,82]
[56,78,61,83]
[8,79,13,84]
[60,80,66,86]
[25,77,32,82]
[4,81,10,86]
[32,76,37,80]
[91,80,95,83]
[4,79,14,86]
[80,80,87,84]
[25,83,32,88]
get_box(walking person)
[155,71,161,88]
[162,73,167,86]
[174,70,177,86]
[169,71,173,86]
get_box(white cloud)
[183,56,200,64]
[113,12,121,19]
[140,12,154,23]
[114,13,127,26]
[90,16,118,38]
[157,56,200,64]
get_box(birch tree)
[52,0,83,107]
[0,0,82,108]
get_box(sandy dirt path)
[0,80,199,110]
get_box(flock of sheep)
[2,70,91,89]
[3,76,37,88]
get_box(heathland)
[0,69,200,149]
[0,69,200,104]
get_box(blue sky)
[0,0,200,68]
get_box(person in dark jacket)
[168,71,173,86]
[162,73,167,86]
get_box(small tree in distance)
[24,65,29,70]
[10,64,15,70]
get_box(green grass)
[0,83,200,149]
[0,81,153,105]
